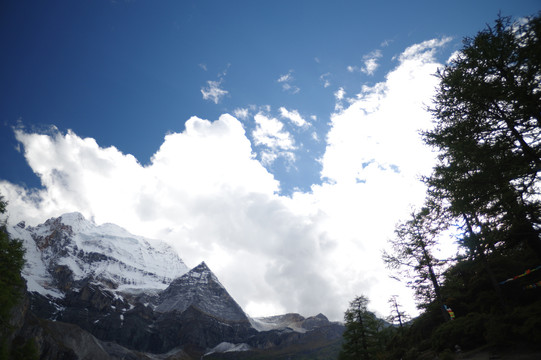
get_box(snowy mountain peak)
[57,212,93,232]
[156,262,249,323]
[6,213,345,357]
[9,213,189,298]
[178,261,222,286]
[249,312,333,333]
[39,212,94,235]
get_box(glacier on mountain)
[6,212,345,358]
[9,212,189,298]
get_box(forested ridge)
[340,13,541,360]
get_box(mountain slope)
[7,212,344,359]
[156,262,249,322]
[9,212,189,297]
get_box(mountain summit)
[156,262,249,323]
[10,212,189,298]
[7,213,343,359]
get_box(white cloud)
[277,72,293,83]
[279,107,309,128]
[348,50,383,76]
[252,113,296,165]
[380,39,392,47]
[233,108,250,120]
[308,38,449,315]
[361,50,382,75]
[334,87,345,101]
[1,37,451,321]
[0,115,338,319]
[201,79,228,104]
[277,70,300,94]
[334,87,346,111]
[446,50,461,64]
[322,40,444,185]
[320,73,331,88]
[399,37,451,62]
[362,58,378,75]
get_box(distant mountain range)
[8,213,344,359]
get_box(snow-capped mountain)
[250,313,332,333]
[156,261,249,323]
[10,212,189,298]
[7,212,344,359]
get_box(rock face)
[8,213,344,359]
[153,262,257,349]
[156,262,248,322]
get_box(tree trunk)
[421,244,448,321]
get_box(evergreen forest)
[340,13,541,360]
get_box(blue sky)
[1,1,540,320]
[3,0,539,194]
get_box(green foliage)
[0,194,28,359]
[387,295,409,329]
[484,299,541,346]
[383,204,448,312]
[423,12,541,259]
[375,14,541,357]
[431,312,488,351]
[0,196,25,332]
[339,295,387,360]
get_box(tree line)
[340,12,541,360]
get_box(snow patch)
[205,342,251,356]
[249,314,307,333]
[8,224,63,298]
[8,212,190,299]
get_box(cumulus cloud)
[201,79,228,104]
[398,37,452,62]
[1,37,451,320]
[279,107,309,128]
[334,87,345,101]
[348,50,383,76]
[0,114,342,318]
[307,38,449,314]
[252,113,296,165]
[322,40,445,184]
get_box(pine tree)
[423,13,541,259]
[0,195,26,358]
[339,295,384,360]
[383,203,448,320]
[387,295,409,329]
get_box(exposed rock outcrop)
[7,213,344,359]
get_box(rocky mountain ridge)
[7,213,344,359]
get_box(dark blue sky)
[1,0,539,193]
